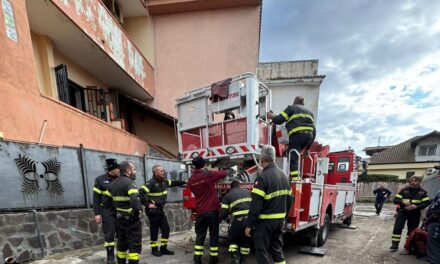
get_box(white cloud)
[260,0,440,157]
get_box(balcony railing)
[27,0,154,100]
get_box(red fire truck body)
[177,73,357,246]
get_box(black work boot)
[160,245,175,255]
[152,247,162,257]
[230,251,240,264]
[116,257,126,264]
[390,241,399,251]
[128,261,139,264]
[209,256,218,264]
[239,253,247,264]
[106,246,115,264]
[194,255,203,264]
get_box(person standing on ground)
[373,183,392,215]
[245,145,293,264]
[139,165,186,257]
[267,96,315,181]
[390,175,429,251]
[220,180,252,264]
[93,158,120,264]
[188,157,228,264]
[426,166,440,264]
[110,161,142,264]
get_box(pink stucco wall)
[0,0,149,155]
[150,5,261,116]
[51,0,154,97]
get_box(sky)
[260,0,440,157]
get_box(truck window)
[328,161,335,172]
[337,157,350,172]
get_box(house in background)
[364,130,440,179]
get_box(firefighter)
[267,96,315,181]
[220,180,251,264]
[109,161,142,264]
[139,165,186,257]
[188,157,228,264]
[390,175,429,251]
[93,158,120,264]
[245,145,293,264]
[373,183,392,215]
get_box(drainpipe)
[38,120,48,144]
[79,144,90,208]
[31,210,45,258]
[143,154,148,184]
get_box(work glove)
[227,168,236,177]
[282,220,288,233]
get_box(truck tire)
[317,214,330,246]
[343,215,353,226]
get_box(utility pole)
[377,136,381,146]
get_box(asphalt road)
[32,203,428,264]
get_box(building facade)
[0,0,261,156]
[365,131,440,179]
[257,60,325,120]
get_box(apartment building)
[0,0,261,156]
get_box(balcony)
[26,0,154,100]
[147,0,260,15]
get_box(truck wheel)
[317,214,330,246]
[343,215,353,226]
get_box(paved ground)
[31,203,428,264]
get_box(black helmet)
[105,158,119,171]
[192,157,206,169]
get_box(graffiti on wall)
[14,155,65,195]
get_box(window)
[55,64,108,122]
[328,161,335,173]
[419,145,437,156]
[406,171,415,179]
[337,157,350,172]
[103,0,123,24]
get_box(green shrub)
[358,174,407,183]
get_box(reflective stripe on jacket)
[220,187,251,219]
[393,186,429,211]
[139,176,185,208]
[93,173,116,215]
[272,104,315,137]
[109,175,141,217]
[247,163,293,228]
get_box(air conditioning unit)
[426,168,436,175]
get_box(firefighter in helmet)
[220,180,252,264]
[188,157,228,264]
[139,165,186,257]
[109,161,142,264]
[245,145,293,264]
[93,158,119,264]
[390,175,429,251]
[267,96,315,181]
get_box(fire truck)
[177,73,357,247]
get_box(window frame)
[419,144,437,156]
